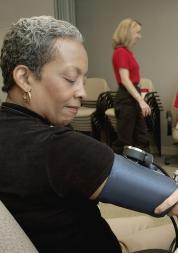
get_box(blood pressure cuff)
[99,154,177,217]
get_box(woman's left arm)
[120,68,151,117]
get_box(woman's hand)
[119,69,152,117]
[155,188,178,216]
[138,99,151,117]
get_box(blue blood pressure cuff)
[99,154,177,217]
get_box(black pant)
[114,85,149,154]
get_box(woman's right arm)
[119,68,151,117]
[91,153,178,217]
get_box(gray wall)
[0,0,54,101]
[76,0,178,153]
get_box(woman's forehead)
[42,39,88,75]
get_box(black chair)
[144,92,164,156]
[92,91,117,143]
[164,94,178,165]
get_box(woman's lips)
[65,106,79,115]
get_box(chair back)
[84,78,110,101]
[71,78,110,134]
[0,200,38,252]
[140,78,155,92]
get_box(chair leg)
[164,155,178,165]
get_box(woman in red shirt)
[112,18,151,154]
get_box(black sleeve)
[46,129,114,198]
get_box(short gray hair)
[0,16,83,92]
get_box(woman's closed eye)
[64,77,76,85]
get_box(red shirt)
[174,92,178,107]
[112,47,140,85]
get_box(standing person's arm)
[119,68,151,117]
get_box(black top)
[0,102,122,253]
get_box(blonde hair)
[112,18,141,49]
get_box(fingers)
[169,204,178,216]
[146,104,151,116]
[154,189,178,215]
[167,204,178,216]
[139,101,151,117]
[141,105,151,117]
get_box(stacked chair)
[93,78,163,155]
[164,93,178,165]
[104,78,155,144]
[71,77,109,136]
[144,91,164,156]
[139,78,154,98]
[92,91,117,142]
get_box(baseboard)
[162,145,178,155]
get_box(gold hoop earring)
[23,90,32,103]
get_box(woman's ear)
[12,65,31,92]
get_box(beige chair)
[140,78,155,98]
[71,77,110,134]
[165,93,178,164]
[0,200,38,253]
[106,216,175,253]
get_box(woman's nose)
[76,83,87,100]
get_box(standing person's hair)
[112,18,141,49]
[0,16,83,92]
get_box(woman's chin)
[58,118,73,127]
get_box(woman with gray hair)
[0,15,177,253]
